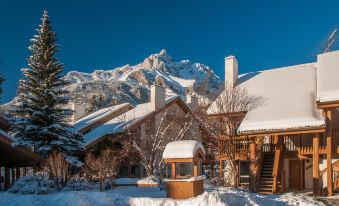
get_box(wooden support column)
[11,168,15,185]
[16,167,21,179]
[219,160,223,177]
[313,133,320,196]
[171,162,176,179]
[0,167,2,190]
[194,161,198,177]
[23,167,27,176]
[326,109,333,196]
[249,140,256,191]
[4,168,10,190]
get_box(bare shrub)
[44,151,69,190]
[83,148,120,191]
[203,84,263,187]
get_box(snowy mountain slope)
[65,49,224,109]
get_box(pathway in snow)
[0,186,328,206]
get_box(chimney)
[186,94,198,109]
[150,84,166,110]
[68,102,86,122]
[225,55,238,87]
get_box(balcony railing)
[218,139,249,160]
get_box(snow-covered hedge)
[8,175,56,194]
[63,178,94,191]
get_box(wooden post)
[4,168,10,190]
[171,162,176,179]
[313,133,320,196]
[0,167,2,190]
[11,168,15,185]
[282,170,285,193]
[23,167,27,176]
[16,167,20,179]
[249,140,256,191]
[219,160,223,177]
[194,161,198,177]
[326,109,333,196]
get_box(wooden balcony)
[218,139,250,160]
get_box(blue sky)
[0,0,338,102]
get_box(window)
[130,165,140,177]
[176,162,194,179]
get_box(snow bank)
[0,186,326,206]
[213,187,325,206]
[129,191,225,206]
[163,140,205,159]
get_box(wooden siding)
[166,179,204,199]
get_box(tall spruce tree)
[11,11,83,156]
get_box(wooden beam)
[244,128,325,137]
[326,109,333,196]
[313,133,320,196]
[171,163,176,179]
[317,100,339,109]
[194,162,198,177]
[219,160,223,177]
[164,158,194,163]
[249,140,256,191]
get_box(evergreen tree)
[11,11,83,156]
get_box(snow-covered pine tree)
[11,11,83,156]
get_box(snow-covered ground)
[0,186,327,206]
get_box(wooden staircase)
[258,153,274,194]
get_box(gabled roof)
[83,96,182,147]
[209,62,326,135]
[73,103,133,133]
[317,50,339,103]
[163,140,205,159]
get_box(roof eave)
[238,125,326,137]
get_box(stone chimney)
[186,94,198,109]
[225,55,238,87]
[150,84,166,110]
[68,102,86,122]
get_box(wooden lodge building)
[73,85,204,178]
[0,116,43,190]
[208,50,339,196]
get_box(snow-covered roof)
[73,103,131,131]
[163,140,205,159]
[84,96,179,146]
[317,50,339,103]
[209,63,325,134]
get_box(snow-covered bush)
[63,178,94,191]
[8,175,56,194]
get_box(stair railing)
[272,135,283,193]
[254,142,264,192]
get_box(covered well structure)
[163,140,206,199]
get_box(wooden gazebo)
[163,140,206,199]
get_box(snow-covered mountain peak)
[64,50,224,110]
